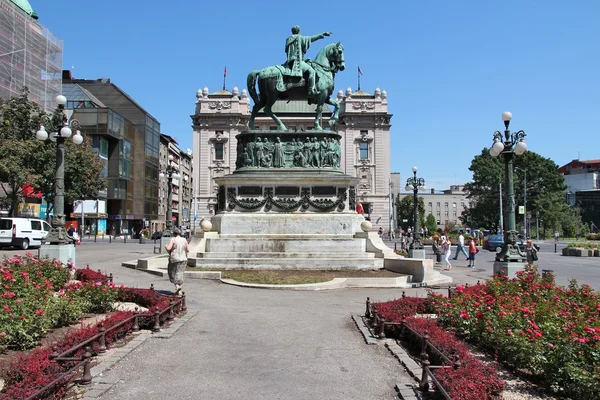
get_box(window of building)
[445,211,449,216]
[453,211,457,216]
[269,126,278,131]
[436,202,440,207]
[215,143,224,160]
[453,202,456,208]
[359,142,369,160]
[436,211,440,216]
[360,130,368,136]
[428,202,432,207]
[445,202,448,207]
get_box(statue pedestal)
[408,249,426,260]
[38,244,76,267]
[493,260,527,279]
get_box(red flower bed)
[1,271,179,399]
[75,267,110,283]
[374,298,504,400]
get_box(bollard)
[465,282,469,288]
[97,323,107,353]
[394,242,397,251]
[181,292,187,312]
[365,297,371,318]
[50,342,59,359]
[124,235,127,244]
[447,287,452,299]
[554,243,557,253]
[167,299,175,321]
[420,330,429,358]
[150,283,154,291]
[419,352,430,391]
[400,316,407,337]
[132,308,140,332]
[372,311,379,329]
[80,346,93,385]
[152,307,161,332]
[453,354,461,370]
[378,318,386,339]
[109,235,112,243]
[109,273,113,283]
[477,280,480,285]
[94,234,97,242]
[401,290,406,298]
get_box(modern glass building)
[62,72,160,236]
[0,0,62,111]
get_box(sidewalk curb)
[82,309,198,398]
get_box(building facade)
[191,86,393,232]
[63,73,160,236]
[558,159,600,228]
[403,185,470,230]
[0,0,62,111]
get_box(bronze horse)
[247,42,345,131]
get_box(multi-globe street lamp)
[36,95,84,262]
[159,154,181,236]
[405,166,426,259]
[489,111,528,276]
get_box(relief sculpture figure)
[273,137,284,168]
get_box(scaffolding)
[0,0,63,112]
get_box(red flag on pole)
[358,66,363,75]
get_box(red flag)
[358,66,363,76]
[224,66,228,76]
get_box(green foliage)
[0,90,107,216]
[396,195,425,230]
[425,213,437,234]
[72,282,118,314]
[462,148,585,238]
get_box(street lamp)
[159,154,180,235]
[405,166,426,259]
[36,95,84,261]
[515,167,527,238]
[489,111,528,276]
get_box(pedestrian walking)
[453,233,469,261]
[443,237,452,271]
[554,231,559,242]
[467,237,478,268]
[525,239,538,265]
[165,227,190,296]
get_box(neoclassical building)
[191,86,393,232]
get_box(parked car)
[483,235,504,252]
[151,231,163,240]
[0,217,52,250]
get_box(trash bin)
[139,237,146,244]
[436,253,442,263]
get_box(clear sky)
[31,0,599,190]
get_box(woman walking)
[443,236,452,271]
[467,236,478,268]
[165,227,190,296]
[525,239,538,265]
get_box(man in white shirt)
[453,233,469,260]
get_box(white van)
[0,217,52,250]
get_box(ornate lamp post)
[405,166,426,259]
[36,95,84,264]
[489,111,528,276]
[159,154,180,235]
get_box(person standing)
[525,239,538,265]
[165,228,190,296]
[467,237,478,268]
[453,233,469,261]
[443,237,452,271]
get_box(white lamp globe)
[36,126,48,141]
[501,111,512,122]
[405,185,411,192]
[412,166,418,173]
[49,132,57,142]
[490,140,504,157]
[72,133,83,145]
[514,140,527,155]
[159,172,165,178]
[55,95,67,106]
[60,126,72,137]
[172,172,181,180]
[168,154,174,161]
[419,185,427,191]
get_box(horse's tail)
[247,70,260,105]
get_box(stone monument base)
[408,249,426,260]
[493,260,527,279]
[38,244,76,267]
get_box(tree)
[425,213,438,234]
[0,90,46,216]
[396,195,425,230]
[462,148,567,234]
[0,90,106,216]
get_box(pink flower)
[95,281,102,286]
[15,299,21,304]
[3,305,11,313]
[507,329,513,335]
[35,309,44,316]
[547,343,554,348]
[0,332,6,338]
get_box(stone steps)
[188,256,384,269]
[206,238,366,253]
[195,251,376,259]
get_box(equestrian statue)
[247,25,345,131]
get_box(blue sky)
[31,0,599,190]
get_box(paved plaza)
[1,239,598,399]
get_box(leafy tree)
[461,148,568,234]
[425,213,438,234]
[396,195,425,230]
[0,90,45,216]
[444,220,456,234]
[0,90,106,217]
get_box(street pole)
[523,169,527,238]
[536,211,539,241]
[489,111,528,276]
[388,180,393,239]
[499,183,503,233]
[166,175,173,234]
[405,167,425,259]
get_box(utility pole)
[536,211,539,241]
[523,169,527,238]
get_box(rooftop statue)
[247,25,345,131]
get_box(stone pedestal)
[493,260,527,279]
[38,244,76,267]
[408,249,426,260]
